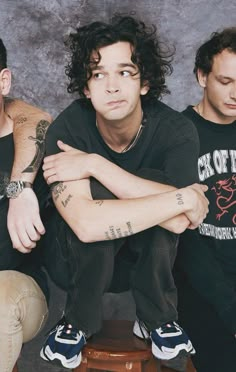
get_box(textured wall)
[0,1,235,371]
[1,0,235,118]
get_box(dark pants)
[44,171,179,335]
[177,231,236,334]
[175,270,236,372]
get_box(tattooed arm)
[5,97,52,253]
[5,97,52,181]
[51,177,208,243]
[43,142,189,233]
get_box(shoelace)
[44,315,67,337]
[58,323,80,340]
[159,322,178,334]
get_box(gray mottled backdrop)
[0,1,235,371]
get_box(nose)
[230,83,236,100]
[106,76,119,94]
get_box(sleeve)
[162,113,200,188]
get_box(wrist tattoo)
[104,221,134,240]
[95,200,104,206]
[23,120,50,173]
[176,192,184,205]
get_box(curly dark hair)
[0,38,7,71]
[65,14,174,102]
[194,27,236,80]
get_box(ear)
[140,81,150,96]
[197,69,207,88]
[0,68,11,96]
[83,87,91,99]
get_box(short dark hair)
[194,27,236,80]
[0,38,7,71]
[65,14,174,102]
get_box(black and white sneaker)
[40,316,86,369]
[133,319,195,360]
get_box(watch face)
[6,181,23,198]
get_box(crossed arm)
[43,141,209,243]
[5,98,52,253]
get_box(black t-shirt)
[0,132,49,302]
[182,106,236,271]
[46,99,199,188]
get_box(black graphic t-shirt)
[179,106,236,281]
[183,106,236,244]
[0,132,49,301]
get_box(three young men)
[40,15,208,369]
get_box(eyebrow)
[216,74,234,81]
[90,63,138,71]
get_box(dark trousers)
[44,171,179,335]
[177,231,236,334]
[175,271,236,372]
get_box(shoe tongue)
[162,323,176,333]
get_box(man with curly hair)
[40,14,208,369]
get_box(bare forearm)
[89,154,175,198]
[89,154,189,233]
[52,181,194,243]
[5,98,52,181]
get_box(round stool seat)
[73,320,159,371]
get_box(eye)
[220,81,230,85]
[121,70,131,77]
[93,72,104,79]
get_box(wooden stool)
[73,320,160,372]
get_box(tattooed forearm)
[105,221,134,240]
[176,192,184,205]
[61,194,73,208]
[23,120,50,173]
[52,181,73,207]
[52,182,67,202]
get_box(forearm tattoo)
[105,221,134,240]
[176,192,184,205]
[52,182,73,208]
[23,120,50,173]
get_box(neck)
[96,107,144,153]
[0,108,13,137]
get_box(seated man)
[0,37,52,372]
[175,27,236,372]
[40,14,208,369]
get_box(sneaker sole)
[40,345,82,369]
[151,339,195,360]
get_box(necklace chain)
[96,113,145,153]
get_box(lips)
[107,100,125,107]
[225,104,236,109]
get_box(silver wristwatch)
[5,180,33,199]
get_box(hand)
[43,140,92,184]
[7,188,45,253]
[183,183,209,229]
